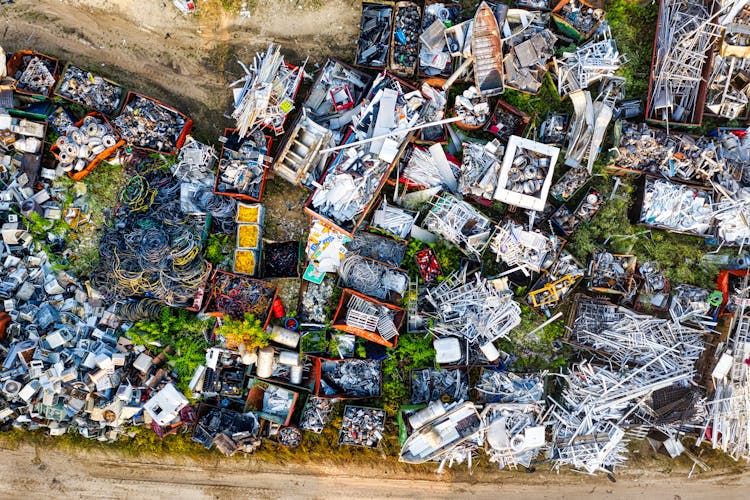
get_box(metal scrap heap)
[10,0,750,476]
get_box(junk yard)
[3,0,750,488]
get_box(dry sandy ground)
[0,443,747,499]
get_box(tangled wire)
[92,155,210,307]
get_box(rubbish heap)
[503,10,557,94]
[56,65,123,116]
[53,115,120,176]
[113,95,188,153]
[339,406,385,447]
[426,269,521,359]
[10,0,750,474]
[229,44,304,137]
[648,0,722,125]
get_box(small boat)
[399,402,483,464]
[472,2,505,97]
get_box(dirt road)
[0,443,747,499]
[1,0,360,139]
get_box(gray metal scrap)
[424,194,493,256]
[555,25,627,96]
[481,403,546,470]
[299,396,335,434]
[425,269,521,345]
[458,140,505,200]
[502,10,557,94]
[339,406,386,447]
[475,371,545,404]
[571,313,706,372]
[697,285,750,460]
[319,359,381,398]
[649,0,723,124]
[547,360,696,474]
[410,368,469,404]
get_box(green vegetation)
[204,232,233,267]
[499,303,570,372]
[216,313,270,351]
[402,238,463,283]
[128,308,214,392]
[567,178,722,289]
[382,334,435,416]
[606,0,659,99]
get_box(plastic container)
[256,347,275,378]
[233,249,259,276]
[267,325,300,348]
[235,202,265,224]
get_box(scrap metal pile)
[6,0,750,477]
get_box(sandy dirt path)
[0,443,748,499]
[1,0,360,139]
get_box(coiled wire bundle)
[95,160,210,307]
[191,186,236,234]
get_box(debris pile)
[424,194,492,256]
[56,65,123,116]
[357,3,393,68]
[318,359,380,398]
[426,269,521,354]
[216,130,269,201]
[229,44,304,137]
[9,0,750,473]
[113,95,188,153]
[299,396,335,433]
[410,367,469,404]
[12,55,57,96]
[648,0,722,125]
[339,406,385,447]
[53,115,120,175]
[503,10,557,94]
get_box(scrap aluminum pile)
[339,406,385,447]
[56,65,123,116]
[54,115,119,174]
[113,95,187,153]
[555,26,626,96]
[458,139,505,199]
[614,122,721,181]
[482,403,547,470]
[706,1,750,119]
[424,194,493,256]
[319,359,381,398]
[216,131,268,200]
[229,44,304,137]
[405,142,462,191]
[503,10,557,94]
[410,367,469,404]
[699,292,750,460]
[12,56,56,96]
[310,73,425,230]
[488,219,557,274]
[649,0,722,124]
[425,269,521,350]
[639,178,713,235]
